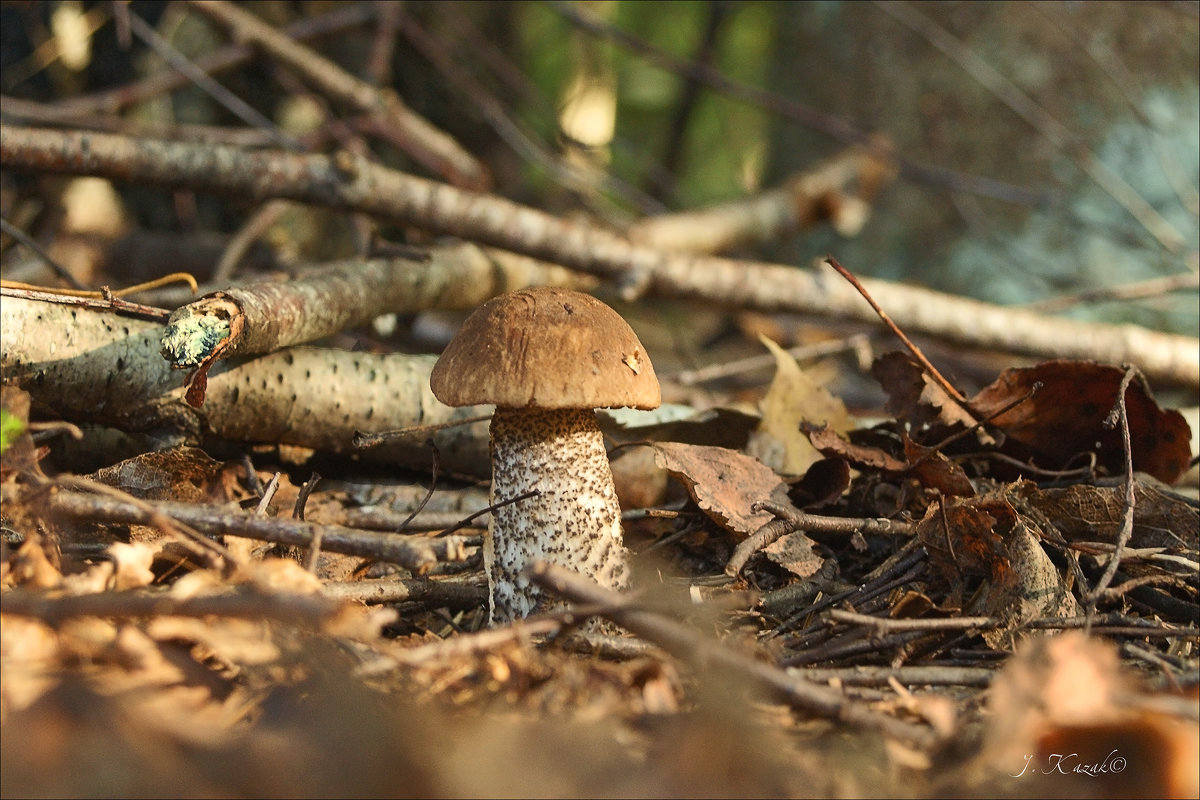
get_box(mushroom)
[430,287,660,624]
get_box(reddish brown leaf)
[917,492,1077,644]
[871,351,976,430]
[902,433,975,498]
[917,496,1016,585]
[786,457,851,509]
[804,423,908,472]
[969,361,1193,484]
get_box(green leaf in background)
[0,409,25,455]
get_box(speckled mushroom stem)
[486,406,629,623]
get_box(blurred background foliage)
[2,0,1197,336]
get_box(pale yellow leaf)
[757,335,852,476]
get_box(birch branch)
[2,125,1194,387]
[161,243,590,367]
[185,0,489,190]
[627,143,897,253]
[0,294,491,475]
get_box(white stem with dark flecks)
[485,406,628,623]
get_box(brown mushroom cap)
[430,287,660,410]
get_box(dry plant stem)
[0,284,170,321]
[353,415,495,449]
[800,665,995,688]
[395,11,661,218]
[671,334,870,386]
[0,217,84,289]
[42,489,472,573]
[6,126,1191,385]
[386,617,565,667]
[212,199,289,284]
[1031,4,1200,213]
[548,0,1047,207]
[3,273,199,299]
[825,256,967,405]
[162,244,590,367]
[320,577,487,608]
[342,510,485,533]
[1082,366,1141,617]
[1024,273,1200,313]
[255,472,282,515]
[628,147,895,253]
[726,519,795,578]
[186,0,488,189]
[54,475,234,568]
[527,561,938,749]
[827,609,998,632]
[0,98,283,147]
[734,501,915,577]
[125,9,301,152]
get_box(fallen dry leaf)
[871,351,978,432]
[757,335,853,476]
[1016,480,1200,550]
[970,361,1193,484]
[651,442,794,538]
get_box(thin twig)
[545,0,1051,208]
[799,665,995,688]
[45,4,376,117]
[824,256,969,406]
[671,334,871,387]
[126,9,303,151]
[186,0,488,189]
[1023,273,1200,313]
[320,576,487,608]
[1082,366,1141,619]
[41,488,471,573]
[52,475,234,568]
[354,415,494,448]
[0,586,346,628]
[827,609,997,632]
[730,501,915,578]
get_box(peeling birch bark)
[2,125,1195,388]
[0,296,491,474]
[161,244,591,368]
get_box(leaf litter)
[3,339,1198,797]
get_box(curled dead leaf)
[651,442,793,538]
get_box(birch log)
[0,295,490,475]
[161,244,590,367]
